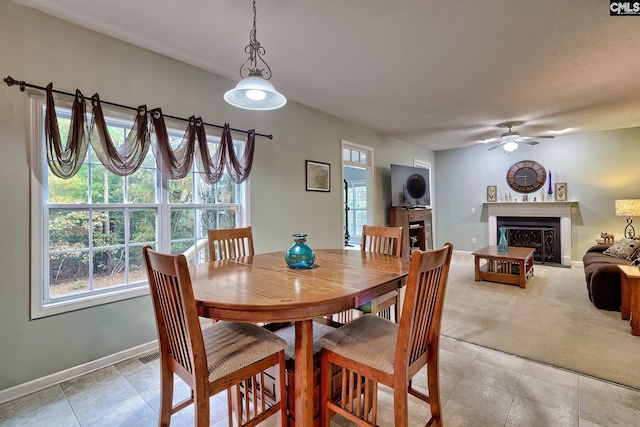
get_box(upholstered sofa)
[583,243,635,311]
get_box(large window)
[30,97,247,318]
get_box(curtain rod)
[3,76,273,140]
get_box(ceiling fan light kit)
[224,0,287,111]
[487,121,555,152]
[503,141,519,152]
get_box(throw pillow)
[603,238,640,260]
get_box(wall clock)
[506,160,546,193]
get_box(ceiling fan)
[487,121,555,152]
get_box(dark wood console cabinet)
[388,207,433,258]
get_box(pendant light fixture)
[224,0,287,111]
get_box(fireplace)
[486,202,575,267]
[497,216,561,264]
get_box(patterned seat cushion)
[318,314,398,375]
[201,321,286,382]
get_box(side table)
[618,265,640,336]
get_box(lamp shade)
[503,141,518,152]
[224,76,287,111]
[615,199,640,217]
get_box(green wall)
[433,128,640,259]
[0,1,431,391]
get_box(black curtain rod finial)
[4,76,26,91]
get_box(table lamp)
[615,199,640,238]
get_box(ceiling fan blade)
[520,135,555,140]
[524,140,540,145]
[488,141,506,150]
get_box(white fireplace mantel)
[484,201,577,266]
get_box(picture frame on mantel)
[305,160,331,192]
[555,182,567,201]
[487,185,497,202]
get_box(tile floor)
[1,335,640,426]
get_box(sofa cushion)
[603,238,640,260]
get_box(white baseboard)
[0,340,158,405]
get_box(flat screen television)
[390,164,431,208]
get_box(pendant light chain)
[223,0,286,110]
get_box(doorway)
[342,141,374,247]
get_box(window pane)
[128,168,156,203]
[343,148,350,161]
[171,241,193,256]
[92,210,125,247]
[91,167,124,203]
[49,251,90,297]
[48,165,88,204]
[217,207,238,230]
[171,208,195,240]
[170,175,193,203]
[130,210,157,244]
[49,210,89,250]
[93,248,126,289]
[128,245,148,283]
[359,152,367,164]
[198,209,218,237]
[218,175,236,204]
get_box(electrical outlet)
[471,237,477,244]
[471,207,476,214]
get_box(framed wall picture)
[487,185,497,202]
[555,182,567,201]
[306,160,331,192]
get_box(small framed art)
[306,160,331,192]
[487,185,497,202]
[555,182,567,201]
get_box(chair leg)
[193,386,210,427]
[278,353,288,427]
[394,299,400,324]
[158,369,174,427]
[426,358,442,427]
[320,351,333,427]
[393,387,409,427]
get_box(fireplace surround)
[485,202,576,266]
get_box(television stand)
[388,207,432,258]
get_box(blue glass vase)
[498,227,509,253]
[285,234,315,269]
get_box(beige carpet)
[441,253,640,390]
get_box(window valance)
[6,76,269,183]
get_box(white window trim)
[29,95,249,318]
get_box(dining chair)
[208,226,255,261]
[357,225,404,322]
[142,246,287,427]
[319,242,453,427]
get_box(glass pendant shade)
[224,76,287,111]
[503,141,519,152]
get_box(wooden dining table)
[189,248,410,426]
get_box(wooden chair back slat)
[360,225,403,257]
[208,226,255,261]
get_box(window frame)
[29,95,249,319]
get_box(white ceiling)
[13,0,640,151]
